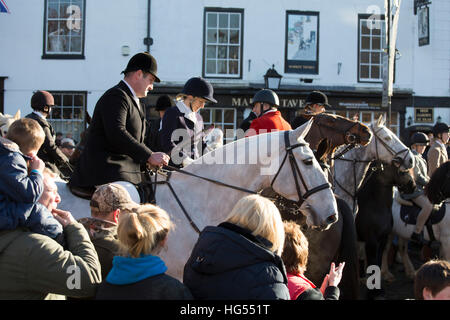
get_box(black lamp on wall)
[264,65,282,90]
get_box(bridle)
[146,130,331,233]
[313,115,362,146]
[333,123,410,212]
[271,130,331,204]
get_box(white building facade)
[0,0,448,143]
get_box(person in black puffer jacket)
[183,194,290,300]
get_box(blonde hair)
[6,118,45,155]
[281,220,309,274]
[225,194,285,255]
[117,204,172,258]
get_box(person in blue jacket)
[183,194,290,300]
[0,118,63,242]
[159,77,217,168]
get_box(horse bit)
[148,130,332,234]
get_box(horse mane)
[425,161,450,204]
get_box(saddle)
[400,203,445,226]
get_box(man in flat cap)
[25,90,74,179]
[78,183,139,279]
[291,91,331,129]
[70,52,170,197]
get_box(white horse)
[333,116,415,216]
[57,120,339,280]
[0,110,21,136]
[381,190,450,280]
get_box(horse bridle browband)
[148,130,331,233]
[271,131,331,204]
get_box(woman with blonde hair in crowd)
[282,220,344,300]
[95,204,193,300]
[183,194,290,300]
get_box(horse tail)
[335,196,360,300]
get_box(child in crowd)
[0,118,63,242]
[282,220,345,300]
[414,259,450,300]
[95,204,192,300]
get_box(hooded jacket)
[183,222,290,300]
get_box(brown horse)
[264,112,372,300]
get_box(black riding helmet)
[432,122,449,136]
[180,77,217,103]
[252,89,279,107]
[410,132,429,146]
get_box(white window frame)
[332,110,399,136]
[204,9,243,78]
[43,0,85,58]
[200,107,237,144]
[358,15,385,83]
[47,91,87,142]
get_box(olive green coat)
[0,222,102,299]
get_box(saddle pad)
[400,203,445,225]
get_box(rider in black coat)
[70,53,169,192]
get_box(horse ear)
[377,114,385,126]
[292,118,313,141]
[14,110,20,120]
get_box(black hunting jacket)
[70,81,153,188]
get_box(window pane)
[218,29,228,43]
[217,60,227,74]
[73,107,83,119]
[71,36,82,53]
[230,30,239,44]
[360,65,369,78]
[207,13,217,28]
[224,109,234,123]
[230,14,240,28]
[219,13,228,28]
[218,46,227,59]
[74,94,84,106]
[63,95,73,106]
[206,60,216,74]
[361,36,370,49]
[48,2,59,18]
[360,52,369,63]
[63,108,73,119]
[51,107,62,119]
[200,109,211,122]
[229,46,239,59]
[229,61,238,75]
[371,65,380,79]
[207,29,217,43]
[206,45,216,58]
[371,52,380,64]
[213,110,223,122]
[372,37,381,50]
[361,20,370,35]
[372,25,382,35]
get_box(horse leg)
[399,237,416,279]
[381,233,396,282]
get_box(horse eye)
[303,158,313,165]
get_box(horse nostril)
[326,214,337,224]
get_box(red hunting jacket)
[246,110,292,136]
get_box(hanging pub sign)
[285,11,319,74]
[414,107,433,123]
[418,6,430,46]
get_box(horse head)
[305,113,372,163]
[269,120,338,231]
[368,160,416,194]
[368,115,414,171]
[0,110,21,137]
